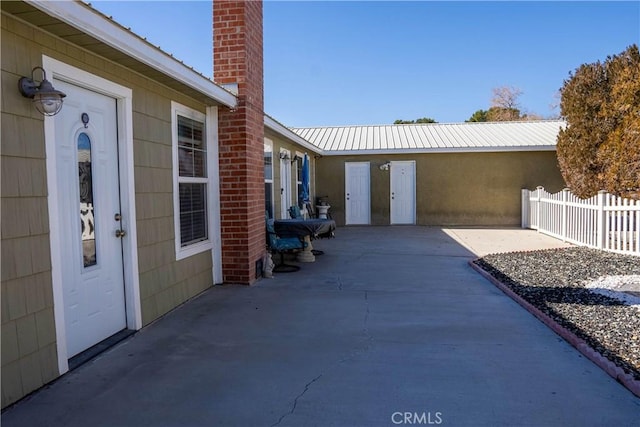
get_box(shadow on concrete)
[473,256,640,384]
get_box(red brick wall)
[214,0,265,284]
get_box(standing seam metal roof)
[291,120,565,154]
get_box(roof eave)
[27,0,237,109]
[264,115,323,154]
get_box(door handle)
[115,229,127,238]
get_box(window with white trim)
[264,139,274,218]
[172,102,213,259]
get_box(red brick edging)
[469,260,640,399]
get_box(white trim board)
[207,106,223,284]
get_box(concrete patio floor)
[3,226,639,427]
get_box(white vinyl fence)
[522,187,640,256]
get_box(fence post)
[596,190,606,250]
[535,186,543,232]
[521,189,529,228]
[562,188,569,242]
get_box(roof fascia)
[321,146,557,156]
[264,115,323,154]
[28,0,237,108]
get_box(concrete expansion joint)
[270,374,323,427]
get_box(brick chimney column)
[213,0,265,284]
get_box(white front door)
[280,150,292,219]
[345,162,370,225]
[55,81,127,358]
[390,161,416,224]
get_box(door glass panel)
[78,132,97,267]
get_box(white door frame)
[345,162,371,225]
[390,160,416,224]
[43,56,141,375]
[279,149,292,219]
[263,138,275,219]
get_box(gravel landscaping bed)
[473,247,640,382]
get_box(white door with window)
[55,81,127,358]
[280,150,292,219]
[390,161,416,224]
[345,162,370,225]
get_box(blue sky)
[91,1,639,126]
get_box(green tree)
[556,44,640,198]
[393,117,437,124]
[466,109,489,122]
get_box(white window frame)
[171,101,215,260]
[294,151,303,207]
[264,138,274,218]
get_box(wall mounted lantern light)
[18,67,66,116]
